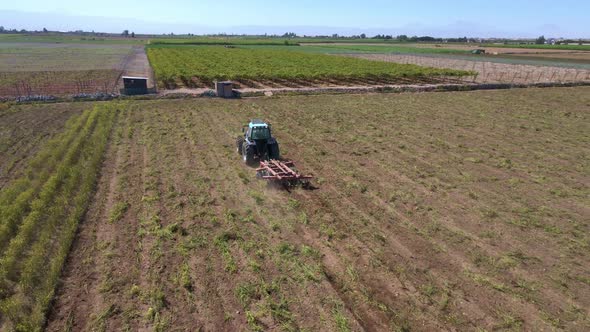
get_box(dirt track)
[118,46,156,91]
[40,87,590,331]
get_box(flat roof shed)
[122,76,148,95]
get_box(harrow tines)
[256,159,313,187]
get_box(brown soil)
[42,87,590,331]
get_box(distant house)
[546,38,557,45]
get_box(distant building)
[122,76,148,95]
[215,81,234,98]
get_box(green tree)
[122,30,129,37]
[535,35,546,44]
[131,31,135,38]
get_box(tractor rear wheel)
[243,145,255,165]
[268,143,280,160]
[236,137,244,154]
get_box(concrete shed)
[215,81,234,98]
[122,76,149,95]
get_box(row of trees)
[0,26,143,39]
[0,26,112,37]
[369,35,481,42]
[121,30,136,38]
[281,32,483,42]
[2,27,586,44]
[0,26,48,33]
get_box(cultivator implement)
[256,159,313,187]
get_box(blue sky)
[1,0,588,37]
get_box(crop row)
[0,104,118,331]
[147,46,472,88]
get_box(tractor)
[236,119,280,165]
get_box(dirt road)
[118,46,156,91]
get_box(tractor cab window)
[250,127,271,140]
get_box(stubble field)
[0,87,588,331]
[0,44,135,97]
[347,54,590,84]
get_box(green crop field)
[0,104,117,330]
[302,44,470,54]
[149,38,300,46]
[238,44,469,55]
[148,37,411,46]
[147,46,472,88]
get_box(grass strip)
[0,104,119,331]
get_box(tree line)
[1,27,587,45]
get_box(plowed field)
[1,87,588,331]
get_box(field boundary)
[234,80,590,97]
[1,80,590,104]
